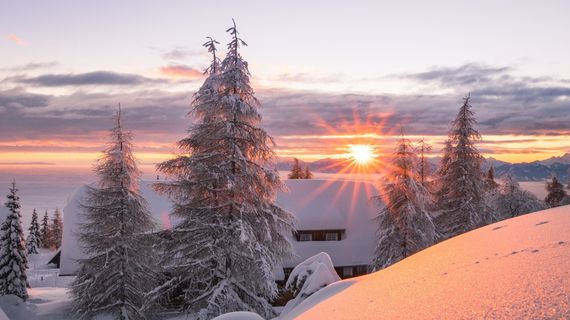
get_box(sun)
[348,144,375,164]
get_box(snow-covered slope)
[285,205,570,319]
[0,307,8,320]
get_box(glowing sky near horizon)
[1,0,570,171]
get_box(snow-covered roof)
[283,205,570,319]
[60,179,381,276]
[277,180,379,269]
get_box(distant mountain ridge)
[277,153,570,181]
[494,153,570,182]
[276,157,351,174]
[495,162,570,182]
[534,153,570,165]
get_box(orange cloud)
[159,64,203,79]
[7,34,27,46]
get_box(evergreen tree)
[545,176,566,208]
[433,139,454,207]
[487,166,495,180]
[26,208,41,254]
[485,166,499,190]
[0,180,29,300]
[40,209,51,249]
[154,23,294,319]
[437,139,453,177]
[303,166,313,179]
[494,175,545,219]
[71,107,158,320]
[416,138,432,185]
[49,208,63,249]
[288,158,304,179]
[435,95,492,239]
[372,135,436,270]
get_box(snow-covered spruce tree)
[485,166,499,190]
[71,108,158,320]
[494,175,545,220]
[435,95,492,239]
[154,24,294,319]
[416,138,432,185]
[40,209,51,249]
[26,208,42,254]
[372,135,436,270]
[288,158,304,179]
[544,176,567,208]
[434,139,453,196]
[49,208,63,249]
[303,165,313,179]
[0,180,30,300]
[437,139,453,176]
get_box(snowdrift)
[0,307,7,320]
[284,205,570,319]
[281,252,341,316]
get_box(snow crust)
[285,205,570,319]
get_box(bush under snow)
[280,252,340,317]
[212,311,265,320]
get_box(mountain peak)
[537,153,570,165]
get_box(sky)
[1,0,570,210]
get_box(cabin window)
[343,266,353,277]
[294,229,345,241]
[354,265,369,276]
[299,233,312,241]
[325,232,339,241]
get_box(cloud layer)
[19,71,158,87]
[1,63,569,160]
[159,64,204,79]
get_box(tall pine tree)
[416,138,432,185]
[154,23,294,319]
[71,107,158,320]
[435,95,492,239]
[40,209,51,249]
[288,158,304,179]
[0,180,30,300]
[437,139,453,177]
[373,135,436,270]
[303,166,313,179]
[50,208,63,249]
[26,208,42,254]
[485,166,499,190]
